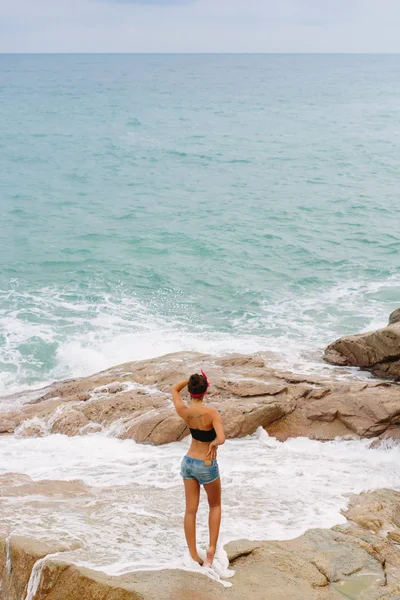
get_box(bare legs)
[203,477,221,567]
[183,479,202,564]
[183,477,222,568]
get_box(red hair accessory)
[201,369,210,387]
[190,370,210,398]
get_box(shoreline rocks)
[1,349,400,444]
[324,308,400,381]
[2,489,400,599]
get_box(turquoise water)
[1,54,400,392]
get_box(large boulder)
[267,381,400,442]
[323,310,400,380]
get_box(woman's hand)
[173,379,189,393]
[206,440,219,460]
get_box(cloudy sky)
[1,0,399,53]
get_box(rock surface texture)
[1,350,400,444]
[324,308,400,380]
[1,489,400,599]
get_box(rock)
[22,398,64,421]
[2,489,400,599]
[1,350,400,444]
[342,488,400,532]
[0,473,91,498]
[14,416,49,437]
[0,420,17,434]
[389,308,400,325]
[122,409,189,445]
[268,382,400,441]
[51,410,90,436]
[0,410,25,434]
[28,559,228,600]
[323,313,400,380]
[387,531,400,544]
[219,398,293,439]
[0,535,78,600]
[216,378,288,397]
[79,422,104,435]
[15,420,47,437]
[82,393,166,425]
[369,425,400,448]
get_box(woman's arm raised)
[171,379,190,418]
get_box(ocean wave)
[0,274,399,397]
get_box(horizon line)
[1,51,400,56]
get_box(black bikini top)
[189,428,217,442]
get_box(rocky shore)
[1,487,400,599]
[1,310,400,599]
[1,349,400,445]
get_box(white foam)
[6,535,12,574]
[1,430,400,577]
[1,274,399,408]
[25,553,62,600]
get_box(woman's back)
[185,404,217,458]
[185,404,214,431]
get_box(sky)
[1,0,400,53]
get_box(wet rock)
[51,410,90,436]
[216,379,287,397]
[122,409,189,445]
[15,419,47,437]
[389,308,400,325]
[268,384,400,441]
[82,393,165,425]
[0,410,25,434]
[0,535,78,600]
[323,311,400,380]
[0,420,17,434]
[1,350,400,444]
[0,473,91,498]
[2,489,400,599]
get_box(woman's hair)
[188,373,208,396]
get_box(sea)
[1,54,400,580]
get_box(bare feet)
[203,546,215,568]
[190,553,203,566]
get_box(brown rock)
[343,489,400,531]
[0,410,25,434]
[2,489,400,599]
[0,535,78,600]
[216,378,287,397]
[51,410,90,436]
[323,313,400,380]
[0,420,17,434]
[389,308,400,325]
[387,531,400,544]
[82,392,165,425]
[268,383,400,441]
[14,416,48,437]
[22,398,64,421]
[0,473,91,498]
[1,349,400,444]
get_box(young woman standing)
[172,372,225,568]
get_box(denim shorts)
[180,456,219,485]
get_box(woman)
[172,371,225,568]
